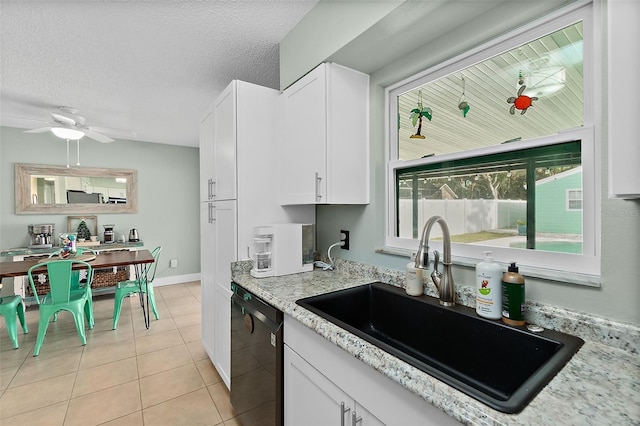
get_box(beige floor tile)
[10,349,81,388]
[23,345,84,365]
[179,323,201,343]
[132,316,176,336]
[79,339,136,370]
[135,329,184,355]
[187,340,209,361]
[173,312,201,328]
[142,387,222,425]
[156,284,192,300]
[64,380,141,426]
[137,344,193,378]
[0,344,32,369]
[72,357,138,398]
[99,410,144,426]
[0,365,19,391]
[195,358,223,386]
[223,417,243,426]
[0,400,68,426]
[139,363,205,408]
[0,372,75,419]
[167,300,201,318]
[207,382,236,421]
[85,326,134,348]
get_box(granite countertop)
[231,260,640,426]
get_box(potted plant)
[517,220,527,235]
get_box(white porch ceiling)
[0,1,318,148]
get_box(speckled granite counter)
[231,259,640,426]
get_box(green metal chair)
[28,259,94,356]
[0,295,29,349]
[48,247,97,327]
[112,246,162,330]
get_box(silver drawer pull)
[340,402,350,426]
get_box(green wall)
[0,126,200,285]
[536,170,583,234]
[284,0,640,325]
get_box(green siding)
[535,171,582,234]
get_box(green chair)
[28,259,94,356]
[0,295,29,349]
[112,246,162,330]
[48,248,96,327]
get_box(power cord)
[314,240,345,271]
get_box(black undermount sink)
[296,282,584,414]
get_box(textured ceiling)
[0,0,318,147]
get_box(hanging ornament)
[458,75,470,117]
[507,70,538,115]
[409,90,432,139]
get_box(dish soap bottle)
[475,251,502,319]
[501,262,526,326]
[405,254,424,296]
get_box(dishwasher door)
[230,284,283,426]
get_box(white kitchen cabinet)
[279,62,370,205]
[200,80,314,391]
[284,316,460,426]
[608,0,640,199]
[285,345,383,426]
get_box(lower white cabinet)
[283,316,460,426]
[285,345,383,426]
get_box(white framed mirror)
[15,163,138,214]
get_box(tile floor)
[0,281,240,425]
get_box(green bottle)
[501,262,525,326]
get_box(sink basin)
[296,282,583,413]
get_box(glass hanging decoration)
[458,75,470,117]
[409,90,432,139]
[507,70,538,115]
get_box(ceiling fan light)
[51,127,85,140]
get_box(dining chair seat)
[0,295,29,349]
[112,246,162,330]
[28,259,94,356]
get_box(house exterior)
[536,167,582,234]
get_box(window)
[567,189,583,210]
[386,4,599,277]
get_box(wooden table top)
[0,249,154,279]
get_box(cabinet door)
[212,199,237,388]
[214,82,237,201]
[200,105,215,201]
[280,64,327,205]
[200,202,216,360]
[284,345,354,426]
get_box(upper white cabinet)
[608,0,640,199]
[213,84,238,201]
[279,63,370,205]
[199,105,215,202]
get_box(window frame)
[384,3,601,279]
[567,189,583,211]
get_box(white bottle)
[406,254,424,296]
[475,251,503,319]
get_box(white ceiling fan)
[23,106,122,143]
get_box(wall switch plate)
[170,259,178,268]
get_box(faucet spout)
[414,215,456,306]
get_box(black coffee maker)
[103,224,115,243]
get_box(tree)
[76,220,92,240]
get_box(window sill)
[375,246,601,287]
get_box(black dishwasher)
[230,282,283,426]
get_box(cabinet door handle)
[340,402,351,426]
[315,172,322,202]
[207,178,212,200]
[211,180,216,200]
[352,411,362,426]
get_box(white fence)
[399,199,526,238]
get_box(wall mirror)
[15,163,138,214]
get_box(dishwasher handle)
[232,293,281,333]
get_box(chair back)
[143,246,163,283]
[28,260,93,304]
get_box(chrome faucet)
[414,215,456,306]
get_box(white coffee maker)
[250,224,314,278]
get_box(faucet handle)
[431,250,443,289]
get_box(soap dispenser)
[501,262,526,326]
[475,251,502,319]
[405,253,424,296]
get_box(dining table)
[0,249,156,328]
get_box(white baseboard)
[154,273,201,287]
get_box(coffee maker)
[28,224,54,248]
[103,224,115,244]
[250,224,314,278]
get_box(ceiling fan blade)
[24,127,52,134]
[84,129,114,143]
[51,112,77,126]
[89,125,137,139]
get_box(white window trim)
[383,2,601,279]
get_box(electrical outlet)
[340,230,350,250]
[170,259,178,268]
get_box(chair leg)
[4,314,19,349]
[17,301,28,334]
[112,291,124,330]
[71,310,87,346]
[84,298,94,329]
[147,284,160,320]
[34,312,53,356]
